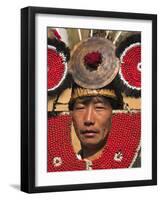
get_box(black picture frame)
[21,6,157,193]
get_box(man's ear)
[69,110,73,115]
[106,118,112,133]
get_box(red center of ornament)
[84,51,102,69]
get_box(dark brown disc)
[69,37,120,89]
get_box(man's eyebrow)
[74,99,88,104]
[93,99,104,103]
[92,97,107,104]
[93,98,112,107]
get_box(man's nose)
[84,106,95,126]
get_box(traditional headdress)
[68,37,123,109]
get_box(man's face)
[71,96,112,149]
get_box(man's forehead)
[75,96,110,104]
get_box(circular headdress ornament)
[48,45,67,92]
[47,34,70,94]
[116,34,141,97]
[69,37,120,89]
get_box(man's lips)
[81,130,98,137]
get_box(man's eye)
[76,107,84,110]
[75,105,85,110]
[95,106,105,109]
[95,104,106,109]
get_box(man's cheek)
[103,120,112,132]
[73,120,81,135]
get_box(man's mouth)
[81,130,98,137]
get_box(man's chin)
[80,136,108,149]
[81,140,102,149]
